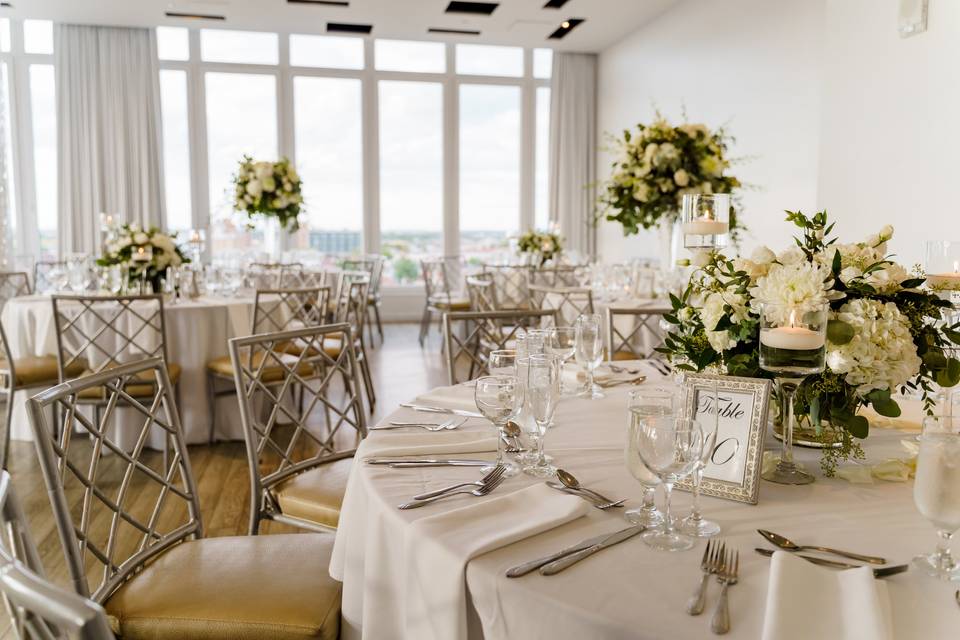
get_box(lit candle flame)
[953,260,959,274]
[788,309,798,328]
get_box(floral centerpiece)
[601,114,743,239]
[517,229,563,267]
[660,210,960,472]
[97,224,190,290]
[232,156,303,232]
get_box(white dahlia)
[749,261,833,314]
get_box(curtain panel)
[55,24,166,255]
[548,52,598,259]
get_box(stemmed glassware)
[523,355,560,477]
[474,375,524,478]
[624,388,673,527]
[575,313,604,399]
[913,415,960,580]
[634,415,704,552]
[488,349,517,376]
[680,380,721,537]
[548,326,577,395]
[758,302,828,485]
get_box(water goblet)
[525,329,550,356]
[548,326,577,394]
[488,349,517,376]
[523,355,561,477]
[575,313,604,399]
[625,388,676,527]
[680,380,721,537]
[474,375,524,478]
[913,415,960,580]
[634,415,704,552]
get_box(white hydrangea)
[700,290,750,353]
[826,240,910,293]
[826,299,920,395]
[749,260,833,314]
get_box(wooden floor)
[1,321,448,633]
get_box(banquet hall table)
[331,362,956,639]
[1,294,259,444]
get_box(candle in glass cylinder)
[132,246,151,263]
[759,326,825,350]
[927,261,960,289]
[682,217,729,236]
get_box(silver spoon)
[757,529,886,565]
[503,421,525,452]
[556,469,619,505]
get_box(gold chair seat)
[0,356,86,387]
[273,457,353,529]
[612,350,639,361]
[105,533,340,640]
[77,363,182,400]
[429,297,471,311]
[207,352,314,381]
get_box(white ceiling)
[3,0,681,52]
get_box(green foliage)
[516,230,563,267]
[392,257,419,284]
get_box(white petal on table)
[402,484,588,640]
[363,431,498,458]
[762,551,892,640]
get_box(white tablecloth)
[2,295,258,445]
[331,362,955,639]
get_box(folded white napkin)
[363,431,498,458]
[415,385,481,413]
[402,484,588,640]
[762,550,892,640]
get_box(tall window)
[535,87,551,230]
[30,64,57,259]
[158,70,191,231]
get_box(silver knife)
[400,403,483,418]
[540,526,645,575]
[753,548,908,578]
[506,527,638,578]
[388,461,489,468]
[365,458,489,466]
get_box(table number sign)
[676,373,771,504]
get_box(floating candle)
[760,326,825,351]
[682,217,729,236]
[927,261,960,289]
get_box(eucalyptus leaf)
[923,351,948,370]
[871,397,902,418]
[826,319,855,345]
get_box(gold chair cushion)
[206,352,314,381]
[273,457,353,529]
[105,534,341,640]
[612,350,639,361]
[0,356,86,387]
[77,363,182,400]
[429,297,471,311]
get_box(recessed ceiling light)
[288,0,349,5]
[165,11,226,20]
[561,20,570,28]
[548,18,583,39]
[543,0,571,8]
[327,22,372,34]
[445,1,498,16]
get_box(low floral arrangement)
[97,224,190,285]
[232,156,303,231]
[660,211,960,472]
[601,114,742,238]
[517,230,563,267]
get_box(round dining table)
[330,361,956,639]
[2,294,259,445]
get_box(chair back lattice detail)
[229,325,366,530]
[252,287,329,334]
[529,265,584,288]
[341,257,383,297]
[529,284,594,327]
[421,258,461,303]
[51,295,169,381]
[334,274,370,337]
[248,263,303,290]
[0,472,115,639]
[441,309,558,385]
[481,265,530,310]
[465,276,497,313]
[281,269,330,290]
[25,359,202,602]
[33,262,67,295]
[605,306,670,360]
[0,272,31,310]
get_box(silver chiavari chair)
[605,305,672,360]
[342,256,385,347]
[441,309,557,385]
[465,275,498,314]
[419,257,470,346]
[529,265,584,288]
[328,273,375,413]
[0,272,31,303]
[248,262,303,289]
[25,358,342,640]
[0,471,116,639]
[481,264,531,310]
[205,287,327,441]
[230,324,366,534]
[529,284,594,328]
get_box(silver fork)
[373,418,464,432]
[686,539,721,615]
[711,547,739,635]
[412,465,506,501]
[398,474,506,509]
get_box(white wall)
[817,0,960,268]
[596,0,826,262]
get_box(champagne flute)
[474,375,524,478]
[575,313,604,399]
[680,380,721,537]
[634,415,704,552]
[625,388,674,527]
[548,326,577,395]
[523,355,560,477]
[913,415,960,580]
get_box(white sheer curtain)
[0,71,10,268]
[56,24,166,255]
[548,52,598,259]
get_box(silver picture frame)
[676,373,772,505]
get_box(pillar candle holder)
[681,194,731,250]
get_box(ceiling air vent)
[548,18,583,39]
[288,0,349,5]
[543,0,571,8]
[428,27,481,35]
[327,22,372,34]
[445,2,498,16]
[165,11,226,20]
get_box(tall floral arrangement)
[660,211,960,472]
[97,224,189,286]
[232,156,303,231]
[601,115,742,238]
[517,229,563,267]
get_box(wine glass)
[474,375,524,478]
[575,313,604,399]
[523,355,560,477]
[634,415,704,552]
[913,415,960,580]
[525,329,550,356]
[548,326,577,394]
[488,349,517,376]
[680,380,721,537]
[625,388,674,527]
[758,302,828,485]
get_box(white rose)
[262,176,277,193]
[254,162,273,180]
[287,167,300,182]
[246,180,263,198]
[750,246,776,265]
[133,232,149,245]
[690,250,711,268]
[879,225,894,241]
[777,246,805,266]
[673,169,690,187]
